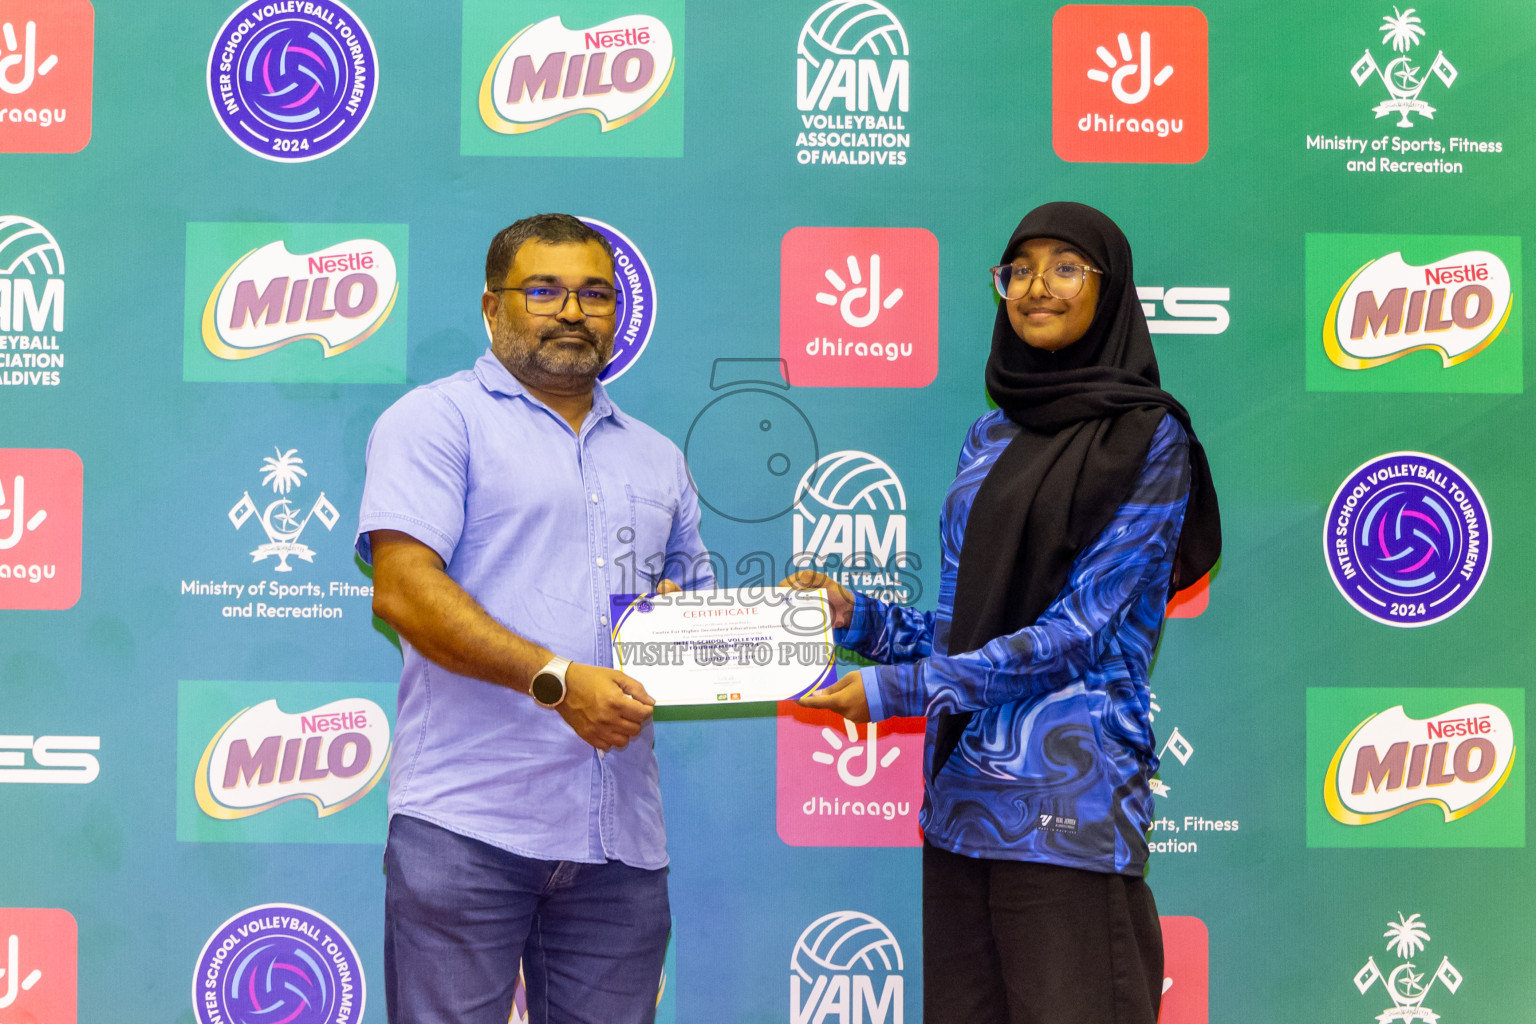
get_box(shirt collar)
[472,348,622,425]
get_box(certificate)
[609,587,836,705]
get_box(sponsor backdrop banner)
[2,2,1533,1021]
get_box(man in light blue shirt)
[357,213,711,1024]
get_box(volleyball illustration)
[797,1,909,66]
[0,216,64,275]
[790,910,905,981]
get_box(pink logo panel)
[1158,915,1209,1024]
[780,226,938,388]
[0,907,78,1022]
[0,448,83,609]
[776,701,925,847]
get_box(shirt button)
[600,614,609,626]
[590,493,599,503]
[596,556,606,567]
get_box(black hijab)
[930,202,1221,778]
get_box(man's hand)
[798,670,870,723]
[779,570,854,630]
[558,663,657,751]
[654,579,682,595]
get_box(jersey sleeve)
[866,417,1192,721]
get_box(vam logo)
[1307,688,1524,848]
[794,1,910,166]
[791,450,916,603]
[184,223,408,383]
[0,448,83,610]
[195,697,389,820]
[1052,5,1208,163]
[207,0,378,161]
[1138,286,1229,335]
[1354,912,1462,1022]
[0,1,93,154]
[776,702,923,847]
[0,734,99,784]
[1352,8,1455,128]
[1325,703,1515,826]
[791,910,905,1023]
[0,215,66,388]
[479,15,675,134]
[0,908,77,1022]
[780,226,938,387]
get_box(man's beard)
[492,318,613,388]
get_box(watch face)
[531,672,564,706]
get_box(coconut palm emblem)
[228,448,339,571]
[1351,8,1457,127]
[1354,912,1462,1022]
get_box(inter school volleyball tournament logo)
[1052,5,1208,163]
[1325,702,1515,827]
[1352,7,1456,128]
[0,0,94,153]
[478,14,675,134]
[791,451,914,604]
[582,218,655,383]
[194,697,389,820]
[194,904,364,1024]
[0,448,82,610]
[0,908,77,1022]
[791,910,906,1023]
[1325,452,1488,627]
[794,1,911,167]
[779,226,938,388]
[1353,912,1462,1022]
[207,0,377,161]
[0,214,67,388]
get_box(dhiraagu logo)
[1305,234,1521,393]
[461,0,684,157]
[183,222,407,383]
[1306,688,1524,848]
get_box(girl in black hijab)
[797,201,1220,1024]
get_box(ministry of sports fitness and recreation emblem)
[229,448,338,572]
[1354,912,1461,1022]
[1351,8,1456,127]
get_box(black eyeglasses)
[990,262,1102,301]
[490,285,618,316]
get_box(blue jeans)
[383,814,670,1024]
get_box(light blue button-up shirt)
[357,349,712,868]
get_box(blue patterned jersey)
[841,409,1190,875]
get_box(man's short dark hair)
[485,214,615,290]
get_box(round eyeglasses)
[490,285,618,316]
[990,262,1102,301]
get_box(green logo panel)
[176,680,396,844]
[183,222,408,383]
[1304,233,1522,393]
[1306,687,1524,848]
[461,0,686,157]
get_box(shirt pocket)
[624,484,677,587]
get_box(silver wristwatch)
[530,656,571,708]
